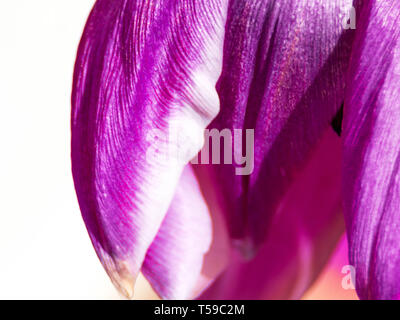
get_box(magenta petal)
[208,0,354,252]
[199,129,344,299]
[71,0,227,297]
[141,165,212,300]
[342,1,400,300]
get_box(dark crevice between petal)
[331,103,344,136]
[238,7,280,249]
[247,29,353,248]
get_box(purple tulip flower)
[71,0,400,300]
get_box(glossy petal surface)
[342,0,400,300]
[207,0,354,252]
[71,0,227,297]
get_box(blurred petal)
[71,0,227,297]
[200,128,344,299]
[142,165,212,300]
[192,164,234,292]
[342,1,400,300]
[208,0,354,253]
[302,234,359,300]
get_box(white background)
[0,0,155,299]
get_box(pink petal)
[206,0,355,253]
[199,128,344,299]
[71,0,227,297]
[342,0,400,300]
[142,165,212,300]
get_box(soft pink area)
[303,235,359,300]
[199,129,346,300]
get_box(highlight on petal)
[199,128,345,299]
[71,0,227,297]
[207,0,355,254]
[342,0,400,300]
[142,165,212,300]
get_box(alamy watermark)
[341,265,356,290]
[146,125,255,176]
[343,6,356,30]
[191,128,255,176]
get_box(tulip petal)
[71,0,227,297]
[199,128,344,299]
[141,165,212,300]
[207,0,354,253]
[342,1,400,300]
